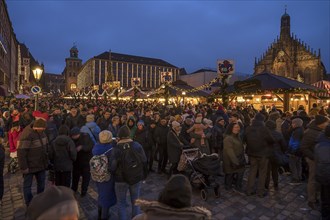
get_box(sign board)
[31,86,42,94]
[234,79,261,91]
[217,60,235,76]
[161,72,173,83]
[131,78,141,87]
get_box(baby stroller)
[180,148,221,201]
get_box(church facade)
[254,9,327,84]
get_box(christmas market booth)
[223,72,322,112]
[312,80,330,104]
[150,80,209,105]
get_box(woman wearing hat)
[92,130,117,220]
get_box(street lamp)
[32,66,43,111]
[182,91,186,105]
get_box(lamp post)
[182,91,186,106]
[32,66,43,111]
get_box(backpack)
[90,148,112,183]
[120,142,144,185]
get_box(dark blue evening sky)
[6,0,330,75]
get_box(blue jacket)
[80,122,101,144]
[315,134,330,185]
[288,126,304,156]
[92,143,117,208]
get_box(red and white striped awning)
[312,80,330,98]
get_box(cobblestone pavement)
[0,150,322,220]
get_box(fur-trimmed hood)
[133,199,212,220]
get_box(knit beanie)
[118,125,130,139]
[314,115,329,126]
[254,113,265,121]
[158,174,192,208]
[86,114,95,123]
[33,118,47,129]
[99,130,113,144]
[292,118,303,127]
[171,121,181,128]
[26,186,79,220]
[70,127,81,136]
[137,120,144,126]
[58,125,70,136]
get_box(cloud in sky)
[6,0,330,75]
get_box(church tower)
[254,8,326,84]
[64,44,82,92]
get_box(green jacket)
[223,134,245,174]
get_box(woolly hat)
[33,118,47,129]
[158,174,192,208]
[58,125,70,136]
[118,125,130,139]
[137,120,144,126]
[26,186,79,220]
[174,115,182,122]
[325,125,330,137]
[70,127,81,136]
[171,121,181,128]
[314,115,329,126]
[254,113,265,121]
[99,130,113,144]
[32,111,49,121]
[86,114,95,123]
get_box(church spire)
[280,5,291,40]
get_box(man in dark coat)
[211,117,225,155]
[167,121,185,176]
[65,107,85,129]
[244,113,275,198]
[17,119,49,206]
[70,127,94,197]
[96,110,112,131]
[315,125,330,219]
[301,115,329,209]
[49,125,77,187]
[155,118,169,174]
[180,116,193,144]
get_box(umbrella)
[15,94,30,99]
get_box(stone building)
[41,72,65,94]
[77,51,180,90]
[254,9,327,84]
[0,0,18,96]
[63,45,82,92]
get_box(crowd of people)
[0,98,330,220]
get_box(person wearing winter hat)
[301,114,329,209]
[133,174,211,220]
[26,185,79,220]
[80,114,101,144]
[17,117,49,206]
[315,124,330,219]
[92,130,116,220]
[244,111,275,198]
[109,125,147,219]
[70,127,94,197]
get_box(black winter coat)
[49,135,77,172]
[244,120,275,157]
[134,127,152,151]
[211,123,225,150]
[65,114,85,129]
[269,129,287,159]
[167,130,183,163]
[72,133,94,168]
[315,134,330,185]
[155,124,169,147]
[301,121,323,160]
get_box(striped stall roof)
[312,80,330,98]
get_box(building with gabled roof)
[77,51,180,90]
[254,9,327,84]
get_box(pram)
[179,148,221,201]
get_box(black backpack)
[120,142,144,185]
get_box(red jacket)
[8,128,22,153]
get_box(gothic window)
[279,66,286,77]
[303,68,311,84]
